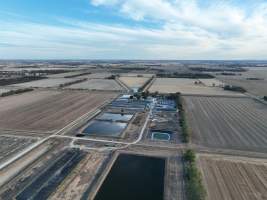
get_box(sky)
[1,0,267,60]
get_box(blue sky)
[1,0,267,59]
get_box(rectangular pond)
[83,120,127,137]
[98,113,133,122]
[151,131,171,141]
[94,154,165,200]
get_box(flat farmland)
[66,79,124,91]
[12,78,78,88]
[47,71,85,78]
[0,135,36,164]
[218,77,267,97]
[199,78,224,87]
[119,76,150,89]
[119,73,154,77]
[199,155,267,200]
[184,96,267,152]
[0,90,117,132]
[148,78,243,96]
[0,88,11,95]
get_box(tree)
[184,149,196,162]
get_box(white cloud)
[1,1,267,59]
[87,0,267,59]
[91,0,119,6]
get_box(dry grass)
[149,78,243,96]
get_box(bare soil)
[199,154,267,200]
[0,90,117,132]
[184,96,267,153]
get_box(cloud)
[1,1,267,59]
[89,0,267,36]
[91,0,119,6]
[87,0,267,59]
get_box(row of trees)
[1,88,33,97]
[183,150,206,200]
[168,93,189,142]
[223,85,247,93]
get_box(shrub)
[167,92,189,142]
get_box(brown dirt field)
[199,155,267,200]
[0,90,117,132]
[66,79,124,91]
[184,96,267,153]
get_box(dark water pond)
[94,154,165,200]
[98,113,133,122]
[83,120,127,137]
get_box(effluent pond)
[83,120,127,137]
[94,154,165,200]
[98,113,133,122]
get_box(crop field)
[47,71,85,78]
[0,135,36,164]
[0,90,117,132]
[199,155,267,200]
[148,78,243,96]
[244,67,267,80]
[199,79,224,87]
[221,67,267,80]
[12,78,78,88]
[184,96,267,152]
[66,79,124,91]
[119,76,150,89]
[218,78,267,97]
[81,72,113,79]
